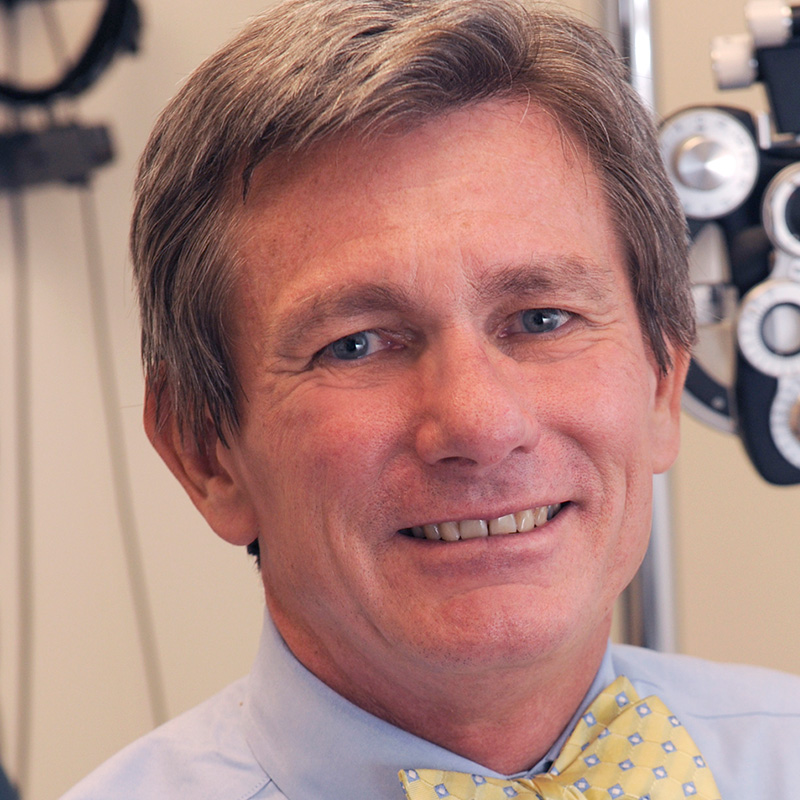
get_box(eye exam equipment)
[660,0,800,487]
[3,0,796,794]
[0,1,151,795]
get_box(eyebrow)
[269,282,417,353]
[473,257,614,306]
[268,255,615,351]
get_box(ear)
[650,347,690,475]
[143,386,258,547]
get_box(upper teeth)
[408,504,563,541]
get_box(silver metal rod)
[645,473,678,652]
[604,0,678,652]
[605,0,656,108]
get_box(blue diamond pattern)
[401,699,709,800]
[598,727,610,739]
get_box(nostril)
[438,455,479,467]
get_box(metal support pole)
[604,0,678,652]
[605,0,656,108]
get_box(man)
[63,1,800,798]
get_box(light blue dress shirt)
[62,612,800,800]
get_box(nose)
[413,333,539,469]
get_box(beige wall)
[0,1,798,798]
[652,0,800,670]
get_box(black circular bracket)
[0,0,141,106]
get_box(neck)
[279,615,611,775]
[387,655,602,774]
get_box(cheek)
[301,394,405,487]
[591,363,656,580]
[552,351,656,556]
[243,384,408,535]
[559,347,656,456]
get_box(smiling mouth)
[399,503,565,542]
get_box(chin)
[404,591,605,673]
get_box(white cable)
[10,187,34,800]
[77,186,168,728]
[4,5,34,793]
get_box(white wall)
[0,1,798,799]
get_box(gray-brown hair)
[132,0,692,451]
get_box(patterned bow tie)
[398,676,721,800]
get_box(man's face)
[211,101,684,703]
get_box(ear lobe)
[649,347,690,475]
[143,387,258,547]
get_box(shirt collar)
[244,612,617,800]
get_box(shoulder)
[610,642,800,715]
[609,644,800,800]
[59,679,278,800]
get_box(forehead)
[230,99,626,325]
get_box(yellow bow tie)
[399,676,721,800]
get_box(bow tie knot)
[399,676,721,800]
[400,770,586,799]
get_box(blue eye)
[520,308,570,333]
[315,328,406,365]
[327,331,373,360]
